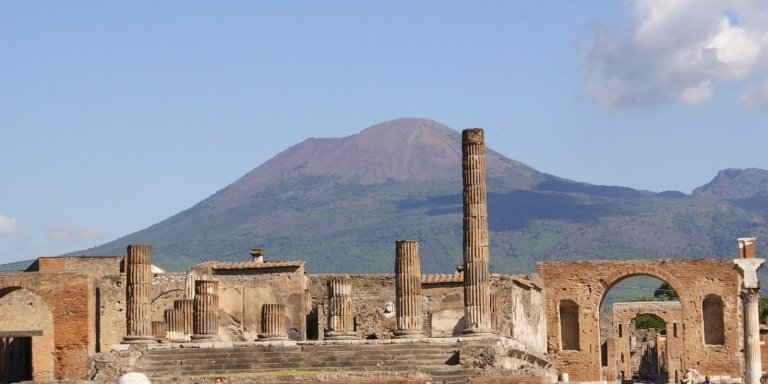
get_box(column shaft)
[123,244,155,343]
[192,280,219,341]
[174,299,194,339]
[164,308,185,342]
[325,277,356,340]
[259,304,288,340]
[395,240,424,338]
[743,289,762,384]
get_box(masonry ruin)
[0,129,764,384]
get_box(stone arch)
[596,267,684,308]
[538,259,743,383]
[0,286,55,382]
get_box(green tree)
[653,282,679,301]
[635,313,666,333]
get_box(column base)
[461,327,496,337]
[190,334,218,341]
[122,335,156,344]
[393,330,425,339]
[257,333,289,341]
[324,331,357,340]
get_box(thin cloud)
[584,0,768,108]
[42,223,102,242]
[0,214,18,236]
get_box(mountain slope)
[70,118,768,274]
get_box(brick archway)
[537,259,743,383]
[0,272,93,380]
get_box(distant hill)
[29,118,768,274]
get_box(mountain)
[693,168,768,199]
[51,118,768,274]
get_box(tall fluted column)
[123,244,155,344]
[394,240,424,338]
[325,277,356,340]
[174,299,194,340]
[164,308,185,342]
[258,304,288,340]
[461,129,493,335]
[742,289,761,384]
[734,238,764,384]
[191,280,219,341]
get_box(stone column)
[164,308,185,342]
[461,128,493,335]
[734,238,764,384]
[152,320,167,341]
[325,277,356,340]
[191,280,219,341]
[123,244,155,344]
[174,299,194,340]
[258,304,288,340]
[394,240,424,338]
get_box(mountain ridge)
[4,117,766,274]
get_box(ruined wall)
[32,256,122,276]
[538,260,743,382]
[306,273,546,350]
[191,264,307,341]
[0,272,93,381]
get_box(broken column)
[174,298,194,340]
[123,244,155,344]
[461,128,493,335]
[734,238,764,384]
[164,308,185,342]
[258,304,288,340]
[325,277,356,340]
[152,320,167,341]
[191,280,219,341]
[394,240,424,338]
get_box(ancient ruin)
[0,128,764,384]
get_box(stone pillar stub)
[461,128,493,336]
[394,240,424,338]
[325,277,356,340]
[191,280,219,341]
[174,299,194,339]
[123,244,155,344]
[164,308,186,342]
[739,237,757,258]
[258,304,288,341]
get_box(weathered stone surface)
[395,240,424,338]
[192,280,219,340]
[538,259,744,382]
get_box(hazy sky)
[2,1,768,264]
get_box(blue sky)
[1,1,767,264]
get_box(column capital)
[733,258,765,289]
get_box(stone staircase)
[134,341,463,379]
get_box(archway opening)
[599,275,680,383]
[0,287,55,382]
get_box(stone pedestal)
[191,280,219,341]
[461,129,493,335]
[174,299,193,340]
[394,240,424,338]
[258,304,288,340]
[325,277,356,340]
[123,244,155,344]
